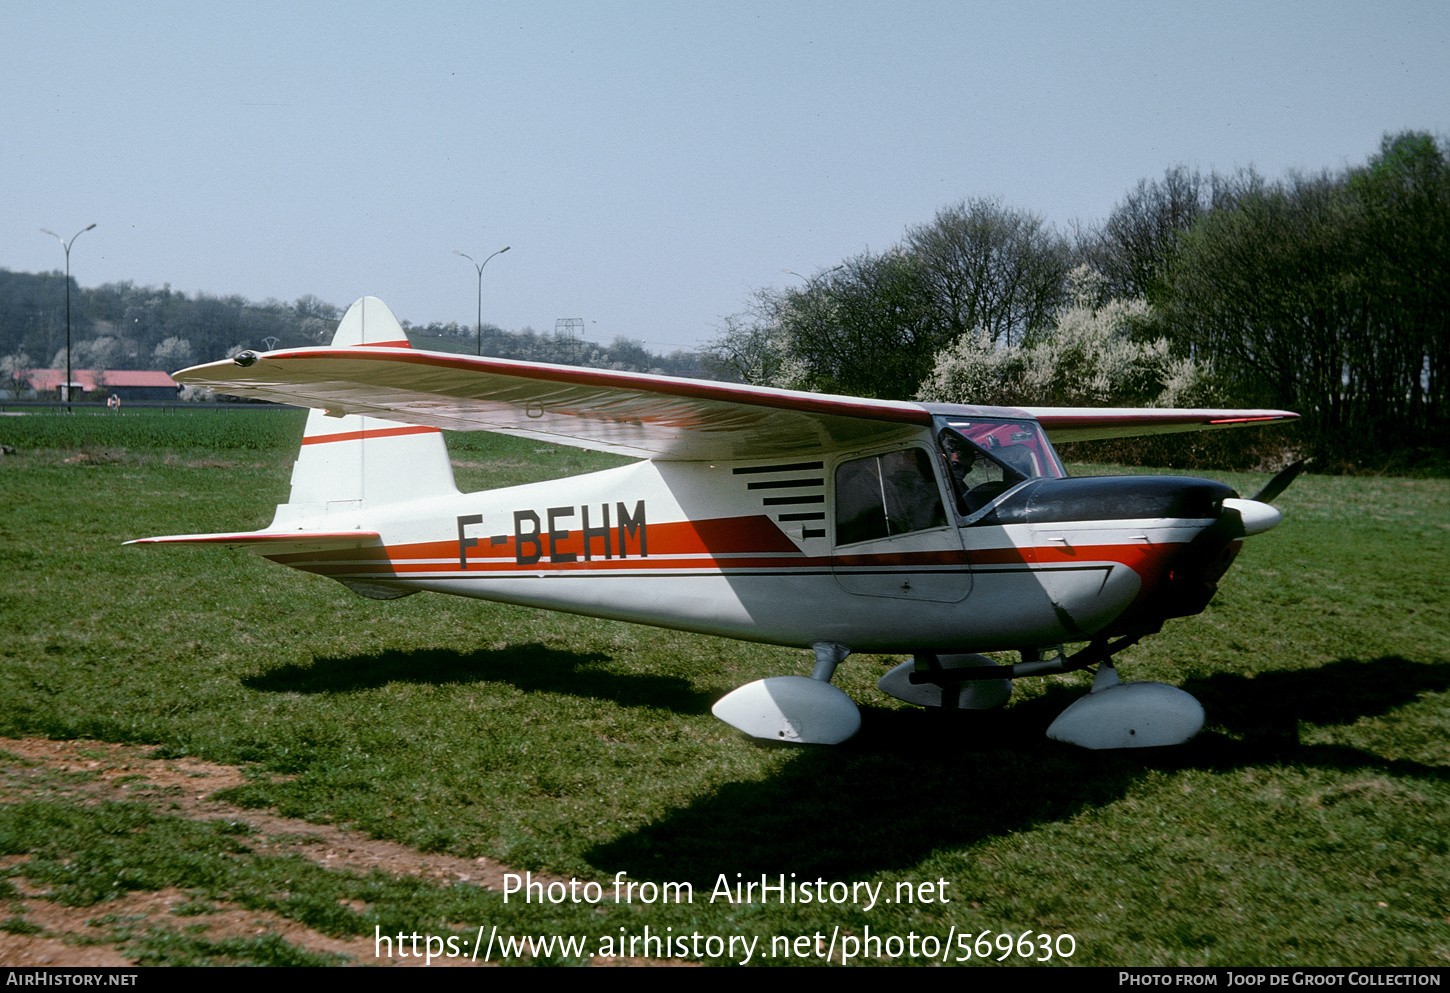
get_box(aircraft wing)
[175,344,1297,460]
[1022,407,1298,444]
[174,348,936,460]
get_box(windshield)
[937,418,1064,516]
[940,418,1064,480]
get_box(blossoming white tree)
[917,266,1212,409]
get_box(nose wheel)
[878,654,1012,710]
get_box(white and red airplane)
[132,297,1300,748]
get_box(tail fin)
[271,297,458,528]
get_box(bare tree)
[905,197,1069,347]
[1081,166,1267,301]
[703,289,791,385]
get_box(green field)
[1,410,1448,966]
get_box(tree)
[1343,131,1450,447]
[1165,173,1359,422]
[775,249,945,399]
[1081,167,1208,301]
[294,294,341,321]
[1159,132,1450,460]
[711,198,1073,399]
[152,336,195,370]
[1,352,33,396]
[905,197,1069,346]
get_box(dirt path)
[0,737,621,967]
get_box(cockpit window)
[938,418,1064,516]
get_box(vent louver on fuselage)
[732,461,828,539]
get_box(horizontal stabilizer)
[127,530,381,551]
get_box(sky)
[4,1,1447,355]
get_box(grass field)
[1,410,1447,966]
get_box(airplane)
[130,296,1300,749]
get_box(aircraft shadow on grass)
[582,655,1450,886]
[241,644,1449,884]
[1181,656,1450,772]
[241,643,716,714]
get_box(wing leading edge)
[175,346,936,461]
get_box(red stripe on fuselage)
[265,514,799,571]
[261,510,1190,588]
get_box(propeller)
[1252,459,1306,504]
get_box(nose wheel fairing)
[1046,664,1205,749]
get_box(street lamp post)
[782,264,844,286]
[454,246,510,356]
[40,223,97,409]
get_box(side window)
[835,448,947,545]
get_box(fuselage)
[258,417,1241,655]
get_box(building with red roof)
[17,370,181,402]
